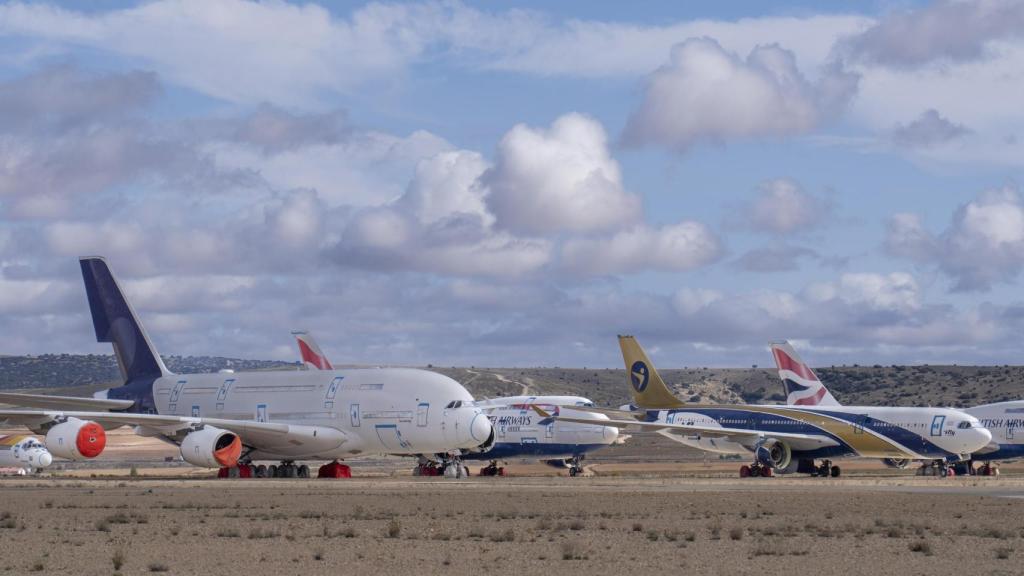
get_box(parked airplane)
[771,340,1024,474]
[0,435,53,475]
[967,401,1024,472]
[291,331,620,476]
[0,257,494,478]
[538,335,991,478]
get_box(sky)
[1,0,1024,369]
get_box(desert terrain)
[2,474,1024,576]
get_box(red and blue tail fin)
[80,257,170,383]
[292,331,333,370]
[770,341,840,406]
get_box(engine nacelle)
[882,457,912,469]
[179,426,242,468]
[45,418,106,460]
[755,439,792,471]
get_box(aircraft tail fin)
[617,335,685,409]
[292,330,333,370]
[770,341,840,406]
[80,257,170,383]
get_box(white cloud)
[891,109,970,148]
[885,188,1024,291]
[835,272,920,313]
[744,178,832,234]
[840,0,1024,68]
[623,38,857,151]
[485,113,642,234]
[487,14,871,77]
[398,150,492,226]
[561,222,721,275]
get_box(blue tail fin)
[80,257,170,383]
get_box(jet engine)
[45,418,106,460]
[180,426,242,468]
[882,457,912,469]
[755,438,792,471]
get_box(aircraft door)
[546,421,554,439]
[853,415,867,434]
[930,415,946,437]
[256,403,267,423]
[169,379,186,411]
[417,402,429,427]
[350,404,361,427]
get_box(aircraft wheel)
[739,465,751,478]
[298,465,310,479]
[268,464,279,478]
[254,465,267,478]
[569,467,578,477]
[830,465,841,478]
[228,466,240,479]
[760,467,774,478]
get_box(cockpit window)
[957,421,973,429]
[575,401,594,407]
[445,400,463,409]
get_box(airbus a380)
[0,257,494,478]
[292,331,620,476]
[771,340,1024,475]
[539,336,991,478]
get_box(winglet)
[618,335,686,409]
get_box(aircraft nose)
[974,426,993,450]
[37,451,53,468]
[468,411,492,444]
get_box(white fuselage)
[645,404,990,460]
[150,368,492,461]
[472,396,618,460]
[0,435,52,472]
[967,401,1024,461]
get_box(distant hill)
[2,355,1022,407]
[0,354,300,391]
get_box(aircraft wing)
[0,392,134,411]
[0,409,347,456]
[536,407,838,451]
[550,405,645,419]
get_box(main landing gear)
[739,462,774,478]
[568,455,585,477]
[478,461,506,477]
[217,461,315,479]
[916,460,956,477]
[810,459,841,478]
[413,454,469,478]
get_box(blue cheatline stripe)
[644,406,957,460]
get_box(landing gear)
[479,461,506,477]
[977,462,1000,476]
[568,455,585,477]
[916,460,956,477]
[414,454,468,478]
[738,462,774,478]
[811,459,840,478]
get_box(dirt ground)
[0,476,1023,576]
